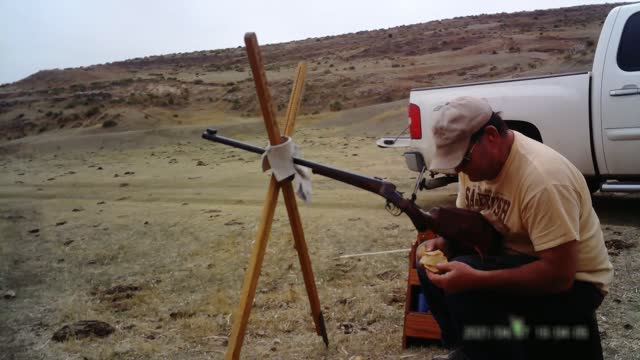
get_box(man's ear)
[484,125,500,142]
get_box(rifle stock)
[202,129,501,257]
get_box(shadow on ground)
[592,193,640,227]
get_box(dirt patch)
[52,320,115,342]
[605,238,635,256]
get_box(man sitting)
[416,96,613,360]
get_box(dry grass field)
[1,100,639,359]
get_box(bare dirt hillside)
[0,3,621,141]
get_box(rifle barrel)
[203,129,265,155]
[202,129,385,194]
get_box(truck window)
[617,11,640,72]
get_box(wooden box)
[402,231,442,348]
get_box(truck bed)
[409,71,595,175]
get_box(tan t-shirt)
[456,131,613,294]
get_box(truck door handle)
[609,87,639,96]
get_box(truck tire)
[584,177,601,194]
[505,120,543,142]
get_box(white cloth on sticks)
[261,136,312,203]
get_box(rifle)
[202,128,502,258]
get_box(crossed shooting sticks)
[220,33,328,360]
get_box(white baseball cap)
[429,96,493,174]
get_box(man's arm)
[477,240,577,294]
[428,240,577,295]
[428,181,581,295]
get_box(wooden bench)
[402,231,442,348]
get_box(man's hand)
[415,236,450,269]
[416,236,448,263]
[426,261,481,294]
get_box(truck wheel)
[585,177,601,194]
[505,121,542,142]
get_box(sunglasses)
[457,140,478,169]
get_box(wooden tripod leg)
[283,62,307,136]
[280,62,328,345]
[245,32,329,345]
[245,32,281,142]
[225,178,280,360]
[281,183,329,345]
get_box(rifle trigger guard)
[385,200,402,216]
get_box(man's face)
[454,127,501,181]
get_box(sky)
[0,0,635,85]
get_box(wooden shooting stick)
[225,32,328,360]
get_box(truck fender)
[504,120,543,143]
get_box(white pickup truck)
[393,2,640,193]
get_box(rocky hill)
[0,3,621,141]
